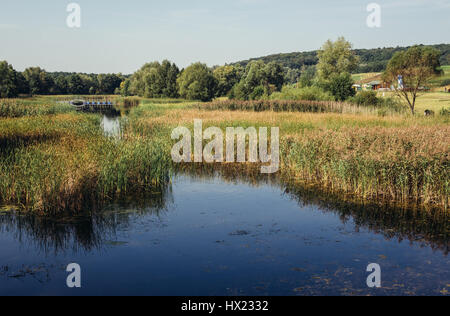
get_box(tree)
[161,60,180,98]
[230,61,285,100]
[120,79,132,97]
[97,74,122,94]
[284,68,301,85]
[177,63,217,101]
[317,37,359,81]
[298,65,316,87]
[67,74,87,95]
[384,46,441,114]
[130,60,179,98]
[0,61,20,98]
[326,72,355,101]
[23,67,50,95]
[213,65,243,97]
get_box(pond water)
[101,114,122,138]
[0,174,448,296]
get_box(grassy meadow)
[0,94,449,214]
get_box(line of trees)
[0,61,125,98]
[124,59,287,101]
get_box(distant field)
[377,91,450,113]
[352,73,381,82]
[428,65,450,88]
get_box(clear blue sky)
[0,0,449,74]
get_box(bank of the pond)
[0,98,448,213]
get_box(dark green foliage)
[284,67,301,85]
[177,63,217,101]
[325,73,356,101]
[352,90,379,106]
[23,67,51,95]
[213,65,243,97]
[298,65,316,87]
[1,61,124,97]
[130,60,179,98]
[0,61,24,98]
[230,61,285,100]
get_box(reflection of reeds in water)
[0,185,172,254]
[0,165,447,255]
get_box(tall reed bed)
[282,126,449,209]
[0,99,74,118]
[199,99,397,114]
[115,96,141,108]
[0,112,172,214]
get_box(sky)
[0,0,449,74]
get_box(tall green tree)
[67,74,87,95]
[130,60,179,98]
[298,65,316,87]
[326,72,355,101]
[177,63,217,101]
[97,74,123,94]
[384,46,441,114]
[213,65,243,97]
[231,61,285,100]
[0,61,20,98]
[317,37,359,81]
[23,67,50,95]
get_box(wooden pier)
[70,100,116,112]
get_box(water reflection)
[0,167,447,255]
[101,115,122,138]
[0,190,171,255]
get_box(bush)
[270,85,334,101]
[351,90,379,106]
[325,72,356,101]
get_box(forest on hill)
[232,43,450,73]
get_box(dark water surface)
[0,174,448,296]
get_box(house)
[363,80,390,91]
[356,73,391,91]
[352,84,362,92]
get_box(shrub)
[325,72,356,101]
[351,90,379,106]
[270,85,334,101]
